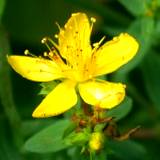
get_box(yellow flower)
[89,132,104,151]
[7,12,139,118]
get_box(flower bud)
[89,132,104,151]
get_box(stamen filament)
[55,22,61,30]
[41,37,53,53]
[92,36,106,56]
[90,17,96,32]
[47,37,59,50]
[24,49,37,57]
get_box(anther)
[41,37,47,44]
[43,52,48,57]
[90,17,96,32]
[49,52,54,57]
[24,49,30,55]
[93,42,99,47]
[91,17,96,23]
[24,49,36,57]
[41,37,56,53]
[64,24,67,28]
[113,37,119,42]
[71,13,77,17]
[54,34,58,38]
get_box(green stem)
[0,25,23,149]
[90,151,93,160]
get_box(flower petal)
[78,80,125,109]
[32,80,77,118]
[93,33,139,76]
[7,55,64,82]
[58,13,92,65]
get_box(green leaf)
[157,0,160,6]
[64,129,90,146]
[153,20,160,42]
[63,121,77,139]
[141,52,160,112]
[116,17,154,74]
[39,81,59,95]
[24,119,71,153]
[118,0,148,16]
[22,119,55,137]
[94,150,107,160]
[94,123,106,132]
[107,140,147,160]
[0,0,5,21]
[106,96,132,121]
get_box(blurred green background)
[1,0,160,160]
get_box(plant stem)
[0,25,23,149]
[90,151,93,160]
[82,101,93,116]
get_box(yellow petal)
[58,12,92,65]
[7,55,64,82]
[32,80,77,118]
[78,80,125,109]
[93,33,139,76]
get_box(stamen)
[90,17,96,31]
[41,36,66,65]
[41,37,47,44]
[92,36,106,51]
[43,51,55,61]
[43,51,58,61]
[24,49,36,57]
[55,22,61,30]
[41,37,52,53]
[71,13,77,17]
[91,17,96,23]
[54,34,58,38]
[91,36,106,66]
[24,49,30,55]
[43,52,48,57]
[47,37,59,50]
[49,52,54,57]
[41,37,59,52]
